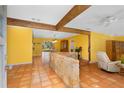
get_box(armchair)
[96,51,121,72]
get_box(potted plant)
[75,47,82,60]
[121,55,124,67]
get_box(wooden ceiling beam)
[56,5,91,30]
[59,27,90,35]
[7,17,56,31]
[7,17,90,35]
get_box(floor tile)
[7,56,124,88]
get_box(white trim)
[12,62,32,65]
[7,62,32,69]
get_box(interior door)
[60,40,68,52]
[0,6,7,88]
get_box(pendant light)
[52,34,57,43]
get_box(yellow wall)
[7,26,32,65]
[66,34,89,60]
[33,38,60,56]
[66,33,124,62]
[90,32,124,62]
[54,40,61,52]
[91,32,114,62]
[33,35,89,60]
[114,36,124,41]
[7,25,124,64]
[32,33,124,61]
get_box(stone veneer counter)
[50,52,80,88]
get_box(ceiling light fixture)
[31,18,40,21]
[52,34,57,43]
[31,18,35,20]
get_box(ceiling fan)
[88,9,124,27]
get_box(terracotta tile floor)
[7,56,66,88]
[8,56,124,88]
[80,62,124,88]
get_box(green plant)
[75,47,82,52]
[121,55,124,64]
[42,41,53,49]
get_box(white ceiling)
[7,5,73,25]
[33,29,78,39]
[66,5,124,36]
[7,5,124,36]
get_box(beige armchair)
[96,51,121,72]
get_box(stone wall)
[50,52,80,88]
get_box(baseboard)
[7,62,32,69]
[80,58,97,64]
[89,61,97,64]
[33,54,42,57]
